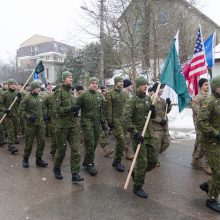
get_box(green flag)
[34,61,44,74]
[160,38,190,112]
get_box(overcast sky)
[0,0,219,62]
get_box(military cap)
[114,76,124,85]
[210,75,220,91]
[88,77,98,84]
[30,81,41,90]
[62,71,72,81]
[7,79,17,85]
[135,76,148,88]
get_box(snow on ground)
[168,105,195,141]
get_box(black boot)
[112,160,125,172]
[10,145,18,155]
[22,159,29,168]
[72,173,84,182]
[53,167,63,179]
[133,186,148,198]
[87,163,97,176]
[15,136,19,144]
[36,158,48,167]
[206,199,220,213]
[200,182,208,194]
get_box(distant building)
[213,44,220,78]
[17,34,77,83]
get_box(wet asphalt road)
[0,132,219,220]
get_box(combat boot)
[22,159,29,168]
[112,159,125,172]
[10,145,18,155]
[15,136,19,144]
[53,167,63,179]
[36,158,48,167]
[72,173,84,182]
[203,165,212,175]
[191,158,203,169]
[102,146,114,157]
[87,163,97,176]
[125,148,134,160]
[206,199,220,213]
[199,182,208,194]
[133,186,148,198]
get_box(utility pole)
[99,0,105,86]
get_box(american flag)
[183,27,207,97]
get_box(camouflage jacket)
[76,89,105,126]
[43,92,56,124]
[124,93,156,137]
[197,93,220,143]
[3,89,21,117]
[106,88,127,125]
[54,84,77,128]
[19,92,45,126]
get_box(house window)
[159,11,169,25]
[46,68,49,79]
[31,46,39,55]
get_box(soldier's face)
[201,82,209,93]
[3,84,8,89]
[138,84,148,94]
[215,87,220,95]
[127,85,133,93]
[8,83,17,90]
[64,76,73,86]
[32,87,40,94]
[116,80,124,90]
[89,81,98,91]
[158,88,164,96]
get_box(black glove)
[27,115,36,123]
[101,122,108,131]
[215,134,220,141]
[160,119,167,126]
[108,122,114,129]
[71,106,80,117]
[149,105,156,114]
[134,132,144,144]
[166,98,171,105]
[43,114,51,122]
[3,109,10,114]
[17,92,22,98]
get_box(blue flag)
[204,31,216,68]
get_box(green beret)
[2,81,8,85]
[136,76,148,88]
[7,79,17,85]
[210,75,220,91]
[62,71,72,81]
[114,76,124,85]
[30,81,40,90]
[88,77,98,84]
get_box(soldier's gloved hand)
[215,134,220,141]
[134,132,144,144]
[149,105,156,114]
[27,115,36,123]
[108,122,114,129]
[3,109,10,114]
[71,106,80,117]
[101,122,108,131]
[166,98,171,105]
[17,92,22,98]
[160,119,167,126]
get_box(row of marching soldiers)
[0,71,172,199]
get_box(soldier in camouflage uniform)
[53,71,84,182]
[106,76,127,172]
[197,75,220,213]
[0,87,6,146]
[19,81,48,168]
[124,76,157,198]
[3,79,22,154]
[151,83,172,165]
[191,78,212,175]
[76,77,105,176]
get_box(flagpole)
[124,82,161,190]
[0,71,35,124]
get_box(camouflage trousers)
[23,125,45,159]
[54,127,80,173]
[47,122,57,154]
[202,141,220,200]
[132,137,158,188]
[153,128,170,154]
[99,130,108,148]
[112,124,126,162]
[82,124,100,164]
[5,116,19,144]
[0,114,4,143]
